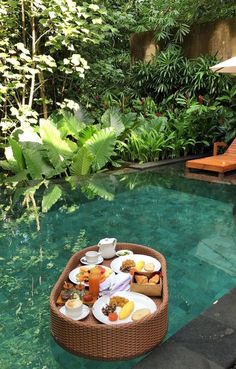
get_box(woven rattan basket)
[50,243,168,360]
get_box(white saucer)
[59,304,90,320]
[80,256,104,265]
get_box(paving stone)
[203,288,236,329]
[133,288,236,369]
[133,342,223,369]
[171,314,236,368]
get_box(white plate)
[110,254,161,274]
[69,265,114,287]
[59,304,90,320]
[80,256,104,265]
[115,250,134,257]
[92,291,157,325]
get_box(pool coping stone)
[133,287,236,369]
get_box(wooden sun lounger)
[185,139,236,178]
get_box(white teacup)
[65,298,83,318]
[85,251,101,264]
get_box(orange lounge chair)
[185,139,236,178]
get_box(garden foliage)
[1,0,236,215]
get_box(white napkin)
[109,273,132,294]
[100,275,115,291]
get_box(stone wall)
[130,31,158,62]
[183,18,236,59]
[130,18,236,62]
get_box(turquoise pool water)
[1,164,236,369]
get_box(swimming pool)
[1,163,236,369]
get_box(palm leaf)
[70,146,93,176]
[86,127,116,171]
[42,184,62,212]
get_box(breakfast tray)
[50,243,168,360]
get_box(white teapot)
[98,238,117,259]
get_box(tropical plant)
[130,48,233,103]
[118,116,174,162]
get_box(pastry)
[131,308,151,321]
[144,262,155,272]
[149,274,160,284]
[134,275,148,285]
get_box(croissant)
[149,274,160,284]
[135,275,148,285]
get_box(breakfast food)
[120,259,136,273]
[131,308,151,321]
[134,272,160,285]
[149,274,160,284]
[116,250,132,256]
[119,301,134,320]
[135,275,148,285]
[102,303,116,316]
[83,293,93,303]
[109,296,129,307]
[108,312,118,321]
[144,262,155,272]
[135,260,145,272]
[76,265,111,284]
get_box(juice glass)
[89,272,100,299]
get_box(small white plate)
[115,250,134,257]
[80,256,104,265]
[59,304,90,320]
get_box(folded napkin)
[101,273,131,295]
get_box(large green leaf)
[78,126,97,146]
[0,160,15,172]
[52,110,85,139]
[2,146,20,173]
[86,127,116,171]
[23,148,55,179]
[3,170,28,184]
[42,184,62,213]
[39,119,76,170]
[70,146,93,176]
[101,108,125,137]
[9,138,25,171]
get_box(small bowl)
[115,250,134,257]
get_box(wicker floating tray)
[50,243,168,361]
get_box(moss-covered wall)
[130,18,236,62]
[183,18,236,59]
[130,31,158,62]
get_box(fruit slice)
[119,301,134,320]
[108,312,118,321]
[135,260,145,272]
